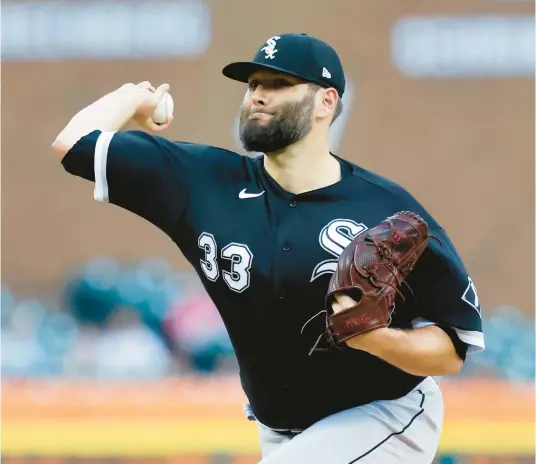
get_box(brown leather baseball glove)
[324,211,432,347]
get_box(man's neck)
[263,135,342,195]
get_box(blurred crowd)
[1,257,534,382]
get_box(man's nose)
[251,86,269,106]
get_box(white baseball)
[152,92,174,124]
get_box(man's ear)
[318,87,339,120]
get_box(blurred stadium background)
[1,0,535,463]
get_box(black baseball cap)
[222,33,346,96]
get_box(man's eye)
[274,79,290,87]
[248,81,259,90]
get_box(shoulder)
[162,139,260,186]
[120,132,252,174]
[341,159,442,230]
[180,143,258,180]
[341,158,416,200]
[152,135,245,162]
[174,139,252,165]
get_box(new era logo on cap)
[322,67,331,79]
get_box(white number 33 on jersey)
[198,232,253,293]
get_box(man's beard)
[239,94,314,154]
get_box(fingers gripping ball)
[324,211,434,347]
[152,92,174,125]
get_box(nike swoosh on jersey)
[239,189,265,199]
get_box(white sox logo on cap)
[261,35,281,59]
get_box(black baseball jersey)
[62,130,485,430]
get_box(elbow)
[51,137,71,161]
[441,355,464,376]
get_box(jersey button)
[282,242,291,251]
[289,200,298,208]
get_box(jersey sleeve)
[61,129,207,237]
[406,227,485,355]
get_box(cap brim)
[222,61,310,84]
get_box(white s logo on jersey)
[310,219,368,282]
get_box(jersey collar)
[253,153,358,200]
